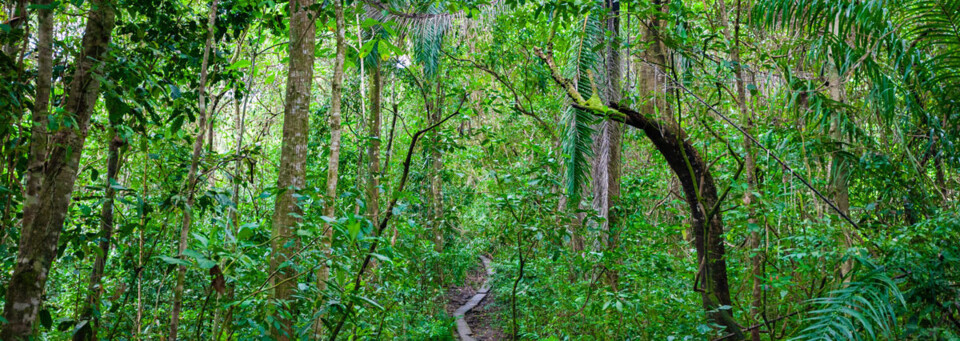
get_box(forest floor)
[445,256,504,340]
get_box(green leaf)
[370,253,392,264]
[227,60,252,70]
[159,256,191,266]
[181,249,204,260]
[168,84,181,99]
[356,295,385,310]
[197,258,217,269]
[347,221,361,241]
[361,18,381,29]
[193,233,209,248]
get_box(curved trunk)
[535,47,744,339]
[1,0,115,337]
[613,103,743,339]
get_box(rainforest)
[0,0,958,339]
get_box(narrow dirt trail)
[453,256,494,341]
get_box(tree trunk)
[314,0,347,339]
[427,80,446,254]
[385,93,400,246]
[593,0,623,289]
[367,66,382,238]
[826,15,859,279]
[269,0,315,337]
[136,135,148,339]
[719,0,762,338]
[0,0,115,337]
[315,0,345,336]
[638,0,671,123]
[20,0,53,249]
[170,1,217,339]
[615,104,744,340]
[75,130,125,341]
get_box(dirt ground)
[445,262,505,340]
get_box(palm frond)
[562,106,595,209]
[364,0,502,78]
[795,260,906,341]
[562,12,604,100]
[559,10,603,209]
[905,0,960,86]
[753,0,895,40]
[752,0,901,73]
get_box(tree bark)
[20,0,54,245]
[269,0,315,337]
[429,82,445,253]
[314,0,344,333]
[826,14,859,280]
[615,103,743,340]
[367,66,382,238]
[385,92,400,246]
[170,0,217,339]
[75,130,125,341]
[318,0,345,299]
[0,0,115,337]
[136,135,148,339]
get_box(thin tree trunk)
[269,0,315,337]
[429,82,445,254]
[20,0,54,247]
[826,14,859,279]
[719,0,762,338]
[315,0,345,335]
[136,134,148,340]
[385,99,400,246]
[231,84,244,237]
[936,155,946,198]
[74,130,125,341]
[367,66,382,234]
[0,0,115,337]
[170,1,218,338]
